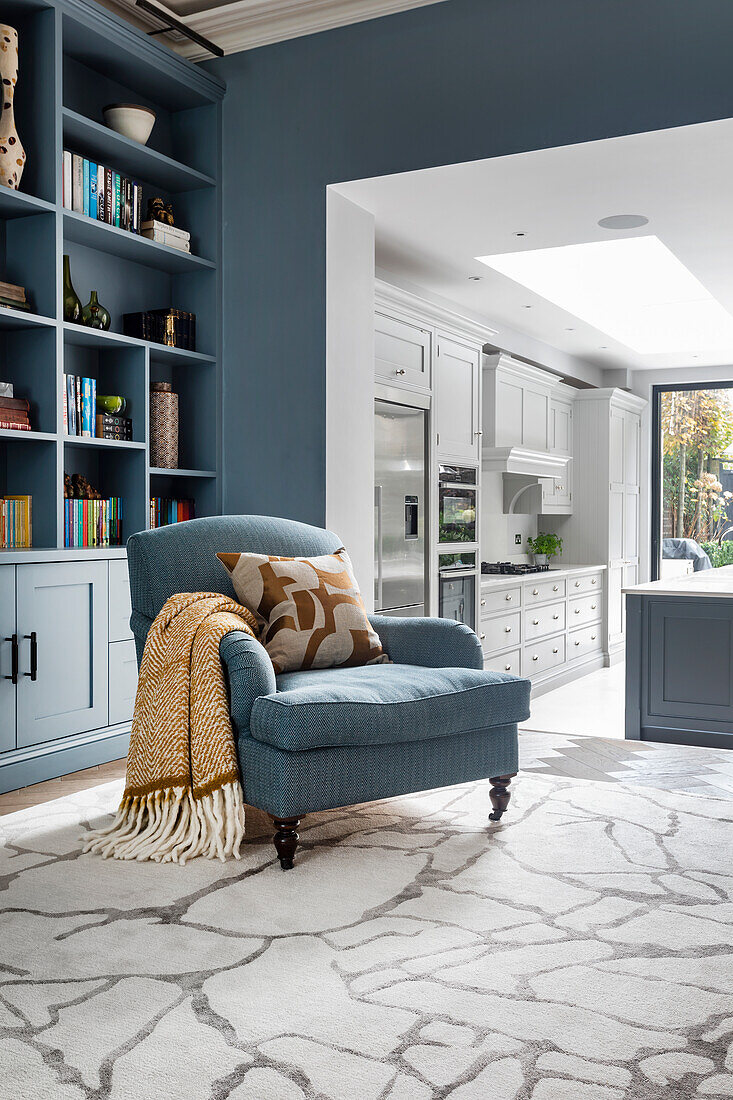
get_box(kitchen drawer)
[109,558,133,643]
[525,576,566,604]
[525,600,566,640]
[480,585,521,617]
[569,623,602,661]
[480,610,521,653]
[484,649,521,676]
[375,312,431,391]
[568,571,603,597]
[568,592,601,627]
[109,639,138,725]
[524,635,566,677]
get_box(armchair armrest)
[369,615,483,670]
[219,630,277,734]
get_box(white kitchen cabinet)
[434,333,481,461]
[482,353,558,452]
[548,389,646,661]
[375,311,432,393]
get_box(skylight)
[476,236,733,354]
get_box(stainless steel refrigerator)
[374,399,426,617]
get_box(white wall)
[325,189,376,606]
[630,364,733,581]
[480,472,537,562]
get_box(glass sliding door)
[652,382,733,579]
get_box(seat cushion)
[249,664,530,751]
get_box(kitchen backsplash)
[480,472,537,562]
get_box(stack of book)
[62,151,142,234]
[0,394,31,432]
[150,497,195,527]
[123,309,196,351]
[1,494,32,547]
[96,413,132,441]
[64,497,122,548]
[141,220,191,253]
[0,280,31,313]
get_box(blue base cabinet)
[0,552,133,793]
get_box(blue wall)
[211,0,733,525]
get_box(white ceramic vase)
[533,553,548,566]
[0,25,25,190]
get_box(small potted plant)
[527,531,563,566]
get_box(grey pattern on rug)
[1,773,732,1100]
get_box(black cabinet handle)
[24,632,37,681]
[3,634,18,685]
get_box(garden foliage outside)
[661,388,733,567]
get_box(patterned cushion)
[217,548,387,675]
[249,664,531,751]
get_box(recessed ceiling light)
[475,236,733,355]
[599,346,608,350]
[468,275,482,281]
[523,304,532,309]
[598,214,649,230]
[514,231,526,237]
[565,327,575,331]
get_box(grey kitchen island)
[625,567,733,749]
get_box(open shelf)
[63,210,216,273]
[150,466,216,478]
[65,436,145,451]
[62,322,215,364]
[0,310,56,332]
[0,429,56,444]
[62,108,216,195]
[0,189,55,220]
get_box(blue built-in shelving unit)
[0,0,224,793]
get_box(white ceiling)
[336,119,733,374]
[102,0,449,59]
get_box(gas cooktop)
[481,561,551,576]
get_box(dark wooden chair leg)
[271,816,302,870]
[489,774,516,821]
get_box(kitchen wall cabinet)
[0,551,134,793]
[547,389,646,661]
[434,334,481,462]
[482,353,557,452]
[375,311,432,394]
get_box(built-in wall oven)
[438,465,477,545]
[438,551,476,631]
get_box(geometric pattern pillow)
[216,547,388,675]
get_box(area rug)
[1,773,732,1100]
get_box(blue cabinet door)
[16,562,109,747]
[0,566,16,753]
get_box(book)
[114,172,121,228]
[76,376,82,435]
[97,165,105,221]
[0,281,26,301]
[83,158,90,217]
[0,421,30,432]
[72,154,83,213]
[81,377,94,437]
[63,150,72,210]
[2,494,31,548]
[63,380,68,433]
[124,177,131,232]
[133,183,141,233]
[140,220,191,242]
[0,298,31,312]
[141,227,191,252]
[0,396,30,411]
[66,375,76,435]
[89,161,97,220]
[96,413,132,440]
[0,409,31,424]
[105,169,113,225]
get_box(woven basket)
[150,382,178,469]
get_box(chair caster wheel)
[279,858,294,871]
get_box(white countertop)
[481,564,606,588]
[624,565,733,598]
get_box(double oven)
[437,464,478,632]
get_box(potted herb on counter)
[527,532,563,566]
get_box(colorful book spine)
[63,151,72,210]
[97,165,105,221]
[81,377,93,437]
[105,169,113,225]
[63,380,68,433]
[83,159,90,217]
[114,172,121,228]
[89,162,97,220]
[72,154,83,213]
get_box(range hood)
[481,447,568,478]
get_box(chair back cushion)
[217,547,386,674]
[127,515,343,623]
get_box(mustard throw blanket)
[85,592,260,864]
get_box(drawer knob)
[575,640,580,646]
[553,614,559,620]
[532,588,539,596]
[505,664,511,671]
[505,626,512,633]
[575,580,581,587]
[575,608,580,614]
[553,647,558,654]
[591,634,596,640]
[395,368,406,375]
[533,618,539,625]
[532,654,539,661]
[480,599,486,606]
[591,578,596,584]
[479,633,486,640]
[505,594,513,601]
[553,585,558,592]
[591,604,596,610]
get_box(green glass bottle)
[82,290,111,331]
[62,254,82,324]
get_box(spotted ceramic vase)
[0,25,24,191]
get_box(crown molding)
[376,279,497,346]
[105,0,450,61]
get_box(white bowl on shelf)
[103,103,156,146]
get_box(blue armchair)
[127,515,530,869]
